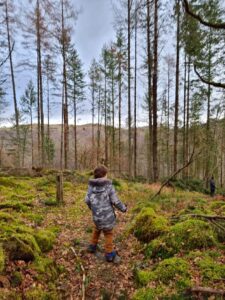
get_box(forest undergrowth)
[0,174,225,299]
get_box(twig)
[186,286,225,296]
[188,214,225,221]
[0,41,15,68]
[70,247,86,300]
[150,147,198,200]
[209,219,225,233]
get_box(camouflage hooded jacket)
[85,178,127,230]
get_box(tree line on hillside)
[0,0,225,186]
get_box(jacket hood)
[89,178,112,187]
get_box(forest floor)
[0,175,225,300]
[44,182,142,299]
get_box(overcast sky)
[74,0,115,73]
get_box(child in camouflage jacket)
[85,165,127,262]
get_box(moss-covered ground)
[0,175,224,299]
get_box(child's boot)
[87,244,97,253]
[105,251,121,264]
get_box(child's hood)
[88,178,112,193]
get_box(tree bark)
[174,0,180,173]
[152,0,158,181]
[127,0,132,177]
[134,6,138,178]
[147,0,153,182]
[5,0,20,167]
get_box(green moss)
[210,201,225,210]
[0,291,22,300]
[0,201,31,212]
[33,257,58,280]
[43,199,58,206]
[0,244,5,273]
[3,233,40,261]
[154,257,191,289]
[11,271,23,287]
[25,213,44,226]
[132,207,169,242]
[25,287,57,300]
[197,256,225,283]
[145,238,172,259]
[146,219,217,258]
[134,269,156,286]
[132,287,163,300]
[0,212,15,222]
[34,230,55,252]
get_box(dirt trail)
[45,191,140,300]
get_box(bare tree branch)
[150,147,200,200]
[182,0,225,29]
[194,65,225,89]
[0,41,15,68]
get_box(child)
[85,165,127,262]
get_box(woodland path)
[43,185,141,300]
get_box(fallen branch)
[70,247,86,300]
[150,147,198,201]
[188,214,225,221]
[186,286,225,296]
[209,219,225,233]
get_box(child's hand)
[124,204,128,212]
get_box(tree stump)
[56,174,63,203]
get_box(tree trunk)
[152,0,158,181]
[118,52,122,173]
[134,6,138,178]
[147,0,153,182]
[61,0,69,170]
[174,0,180,173]
[127,0,132,177]
[36,0,44,166]
[5,0,20,167]
[104,56,108,167]
[182,55,187,174]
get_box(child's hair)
[94,165,108,179]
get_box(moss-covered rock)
[3,233,40,261]
[146,219,217,258]
[154,257,191,289]
[132,207,169,242]
[0,244,5,273]
[197,255,225,283]
[34,230,55,252]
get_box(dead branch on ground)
[70,246,86,300]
